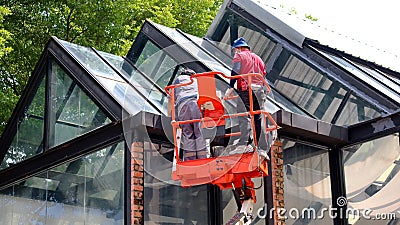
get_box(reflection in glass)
[222,183,266,224]
[199,37,233,67]
[135,40,179,88]
[0,73,46,170]
[143,141,208,224]
[354,62,400,95]
[282,140,332,225]
[335,95,381,126]
[0,142,125,224]
[273,55,342,122]
[48,61,111,147]
[237,25,277,64]
[343,134,400,224]
[207,12,278,66]
[98,51,168,114]
[271,53,384,125]
[59,38,160,115]
[0,186,13,224]
[321,52,400,105]
[58,39,123,82]
[152,22,231,76]
[95,76,160,115]
[268,88,309,116]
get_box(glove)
[224,88,234,98]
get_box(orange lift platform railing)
[165,71,278,224]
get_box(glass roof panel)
[151,22,231,76]
[57,39,159,115]
[318,50,400,104]
[148,22,310,117]
[48,61,112,148]
[378,70,400,86]
[1,74,46,170]
[184,33,233,69]
[97,51,168,115]
[134,40,181,89]
[352,62,400,95]
[335,94,382,125]
[272,53,345,121]
[95,76,159,115]
[58,40,124,82]
[268,88,312,117]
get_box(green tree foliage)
[0,5,14,133]
[0,0,223,134]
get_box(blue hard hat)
[232,37,250,49]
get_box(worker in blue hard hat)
[225,37,269,157]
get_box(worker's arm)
[167,95,173,117]
[226,62,241,97]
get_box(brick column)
[131,141,144,225]
[271,140,285,225]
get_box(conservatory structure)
[0,0,399,224]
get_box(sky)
[265,0,400,57]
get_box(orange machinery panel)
[196,74,225,128]
[172,153,268,190]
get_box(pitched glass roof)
[315,48,400,104]
[151,22,232,76]
[148,21,311,117]
[235,0,400,108]
[205,0,399,125]
[58,39,162,116]
[237,0,400,73]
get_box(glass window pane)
[0,142,125,224]
[143,142,208,224]
[98,51,168,114]
[136,41,162,72]
[237,25,277,63]
[354,62,400,95]
[222,184,266,224]
[208,11,278,66]
[151,23,232,76]
[0,74,46,170]
[135,41,181,88]
[95,76,160,115]
[0,186,13,224]
[335,95,382,126]
[283,139,333,225]
[59,39,160,115]
[58,39,124,82]
[49,61,111,148]
[321,52,400,104]
[272,55,343,122]
[198,38,233,67]
[342,134,400,224]
[214,25,232,56]
[268,88,310,116]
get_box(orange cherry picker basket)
[164,71,278,194]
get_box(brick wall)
[131,141,144,225]
[271,140,285,225]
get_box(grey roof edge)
[347,110,400,146]
[273,110,348,147]
[133,110,349,148]
[232,0,305,48]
